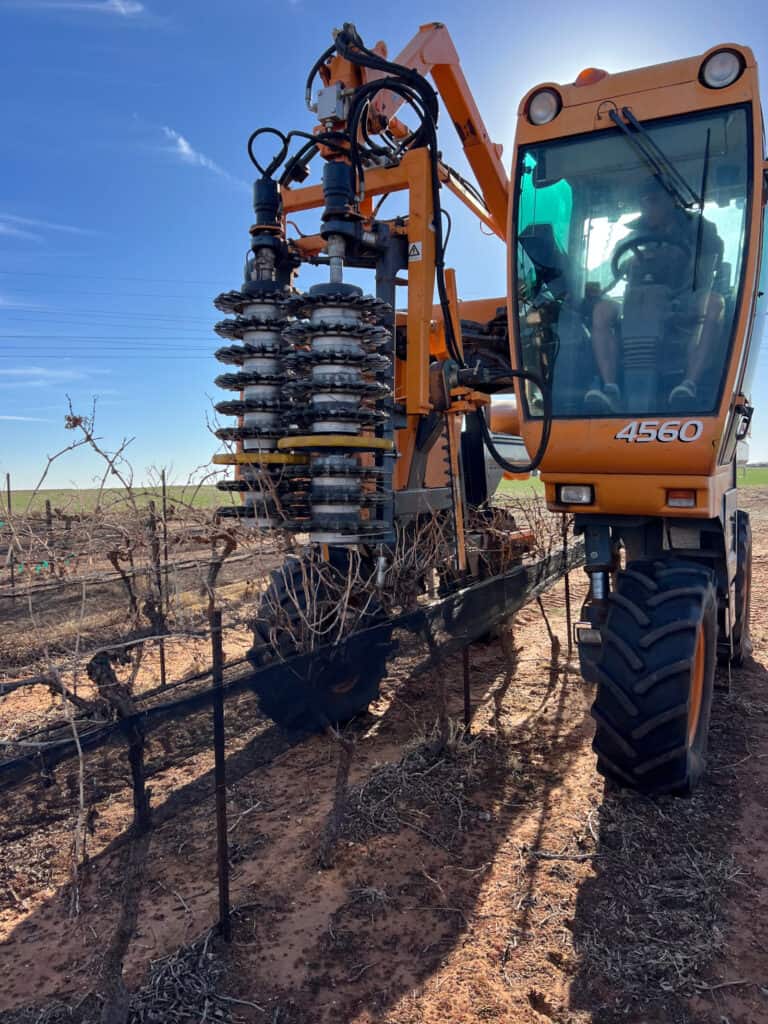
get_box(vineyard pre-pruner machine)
[211,24,766,795]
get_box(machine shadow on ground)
[1,636,761,1022]
[0,628,591,1019]
[568,657,765,1024]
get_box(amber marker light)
[573,67,608,87]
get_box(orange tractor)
[212,26,766,795]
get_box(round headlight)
[527,88,561,125]
[700,49,744,89]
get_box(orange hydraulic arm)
[369,23,509,239]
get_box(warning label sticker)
[408,241,423,262]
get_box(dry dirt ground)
[1,495,768,1023]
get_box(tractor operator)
[585,175,725,413]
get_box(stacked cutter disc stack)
[280,282,394,544]
[212,286,309,527]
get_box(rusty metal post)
[5,473,14,602]
[160,468,169,601]
[148,500,167,688]
[562,515,573,656]
[45,499,55,576]
[210,608,231,941]
[462,645,471,728]
[161,471,170,685]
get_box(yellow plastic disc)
[277,434,395,451]
[212,452,309,465]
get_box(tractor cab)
[508,47,765,519]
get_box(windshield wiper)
[609,106,701,209]
[693,127,712,291]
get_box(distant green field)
[496,476,545,498]
[497,465,765,497]
[739,465,768,486]
[3,485,231,515]
[2,466,764,516]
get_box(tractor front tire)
[591,559,717,796]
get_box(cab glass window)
[512,106,751,418]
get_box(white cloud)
[0,415,54,422]
[161,126,248,190]
[0,213,96,238]
[11,0,145,15]
[0,295,47,311]
[0,222,42,242]
[0,367,87,381]
[107,0,143,12]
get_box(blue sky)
[1,0,767,490]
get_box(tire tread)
[591,557,717,795]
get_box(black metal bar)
[460,410,488,509]
[462,646,471,728]
[562,515,573,657]
[210,608,231,942]
[374,227,406,546]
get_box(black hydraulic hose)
[475,370,552,474]
[247,127,289,178]
[305,42,338,110]
[279,139,319,186]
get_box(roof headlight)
[700,49,744,89]
[527,88,561,125]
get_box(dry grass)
[571,687,758,1021]
[0,929,244,1024]
[576,792,740,991]
[340,727,488,850]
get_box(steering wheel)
[610,233,692,283]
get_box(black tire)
[731,510,752,666]
[591,559,717,796]
[248,549,390,731]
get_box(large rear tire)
[731,510,752,667]
[591,559,717,796]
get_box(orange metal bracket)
[370,22,509,238]
[403,147,436,415]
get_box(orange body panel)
[394,295,505,360]
[489,400,520,436]
[545,465,734,518]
